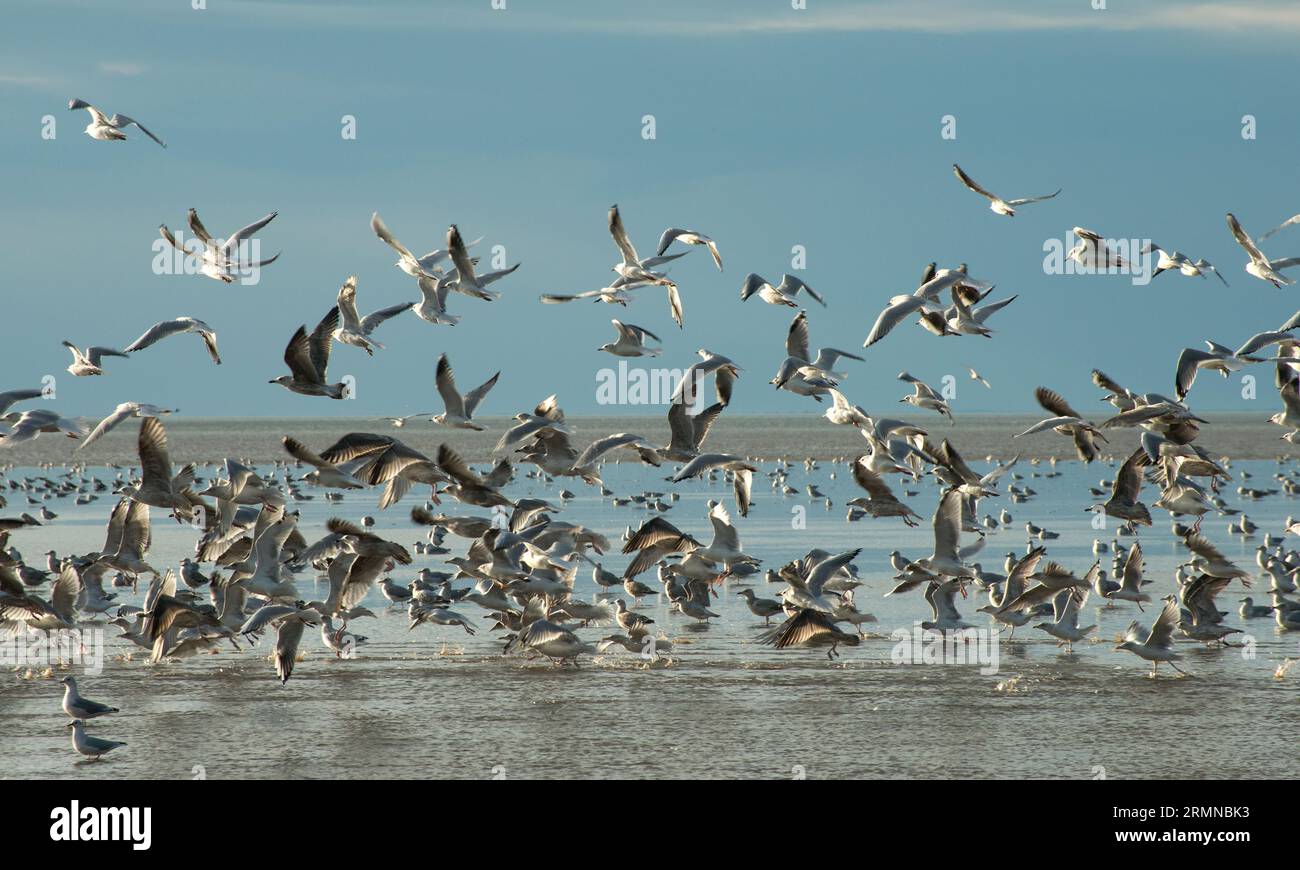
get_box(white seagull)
[333,276,410,355]
[952,163,1059,216]
[433,353,499,430]
[159,209,280,283]
[599,320,662,357]
[1225,212,1300,288]
[68,98,165,147]
[124,317,221,365]
[62,341,127,376]
[657,227,723,271]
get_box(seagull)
[968,368,991,389]
[159,210,280,283]
[0,388,44,416]
[371,211,437,279]
[413,274,461,326]
[273,609,320,684]
[740,273,825,307]
[823,389,872,427]
[59,677,119,725]
[66,720,127,761]
[657,227,723,270]
[772,310,863,400]
[672,453,758,485]
[68,98,165,147]
[1174,331,1294,399]
[608,205,687,327]
[1068,227,1130,271]
[124,317,221,365]
[1025,386,1104,462]
[1269,378,1300,435]
[62,341,127,376]
[898,371,953,423]
[377,413,433,428]
[1226,212,1300,288]
[1114,596,1186,677]
[282,436,365,489]
[598,320,662,357]
[862,267,989,347]
[922,579,975,632]
[118,417,194,517]
[446,224,519,300]
[1034,588,1096,651]
[737,588,783,625]
[951,163,1059,216]
[909,488,970,577]
[0,410,86,447]
[1183,533,1250,582]
[79,403,177,450]
[761,608,861,659]
[1140,243,1228,286]
[846,459,921,526]
[433,353,498,430]
[270,307,347,399]
[505,598,596,665]
[334,276,410,355]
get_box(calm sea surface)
[2,415,1297,779]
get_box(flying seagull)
[952,163,1059,216]
[656,227,723,271]
[159,209,280,283]
[124,317,221,365]
[433,353,499,430]
[334,276,410,355]
[270,306,347,398]
[68,98,165,147]
[62,341,127,376]
[79,403,177,450]
[740,273,825,307]
[599,320,662,357]
[1225,212,1300,288]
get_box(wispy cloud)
[137,0,1300,37]
[0,72,60,91]
[98,61,149,76]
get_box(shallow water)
[2,417,1299,779]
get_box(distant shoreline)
[1,413,1291,466]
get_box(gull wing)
[952,163,998,201]
[608,205,640,267]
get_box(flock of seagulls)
[6,105,1300,765]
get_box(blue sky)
[5,0,1300,420]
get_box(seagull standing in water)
[66,720,126,761]
[59,677,119,725]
